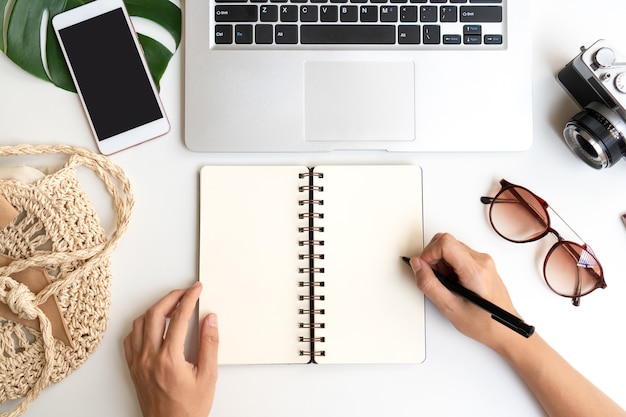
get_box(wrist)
[489,327,542,367]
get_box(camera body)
[557,39,626,169]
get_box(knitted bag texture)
[0,145,133,417]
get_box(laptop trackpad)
[304,61,415,142]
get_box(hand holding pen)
[402,256,534,338]
[406,233,534,349]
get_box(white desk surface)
[2,1,626,416]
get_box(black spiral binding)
[298,167,326,362]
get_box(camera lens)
[563,102,626,169]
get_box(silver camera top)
[573,39,626,114]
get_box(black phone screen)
[58,8,163,141]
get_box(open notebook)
[199,165,425,365]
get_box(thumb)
[197,313,219,382]
[410,257,454,308]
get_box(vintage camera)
[557,39,626,169]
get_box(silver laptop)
[184,0,532,152]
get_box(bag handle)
[0,145,134,417]
[0,144,133,248]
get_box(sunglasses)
[481,179,606,306]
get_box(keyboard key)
[300,5,319,21]
[398,25,420,44]
[463,34,481,44]
[360,6,378,22]
[443,34,461,44]
[430,0,446,3]
[255,24,274,43]
[301,25,395,44]
[450,0,467,3]
[320,5,339,21]
[419,6,437,22]
[469,0,501,3]
[400,5,418,22]
[235,24,253,43]
[275,25,298,43]
[280,5,298,21]
[340,5,358,21]
[440,6,457,22]
[380,5,398,22]
[215,5,258,22]
[463,24,481,34]
[422,24,440,44]
[260,5,278,21]
[215,25,233,44]
[460,6,502,22]
[484,34,503,44]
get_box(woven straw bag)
[0,145,133,417]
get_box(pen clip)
[491,314,535,338]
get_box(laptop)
[184,0,532,152]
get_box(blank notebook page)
[199,165,425,365]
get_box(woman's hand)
[124,282,219,417]
[408,232,521,351]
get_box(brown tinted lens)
[544,241,603,297]
[489,186,549,242]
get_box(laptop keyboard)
[213,0,505,47]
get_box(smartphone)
[52,0,170,155]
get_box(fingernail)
[207,313,218,328]
[409,257,421,272]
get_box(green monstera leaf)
[0,0,181,92]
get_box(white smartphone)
[52,0,170,155]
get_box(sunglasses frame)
[481,179,606,306]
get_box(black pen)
[401,257,535,338]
